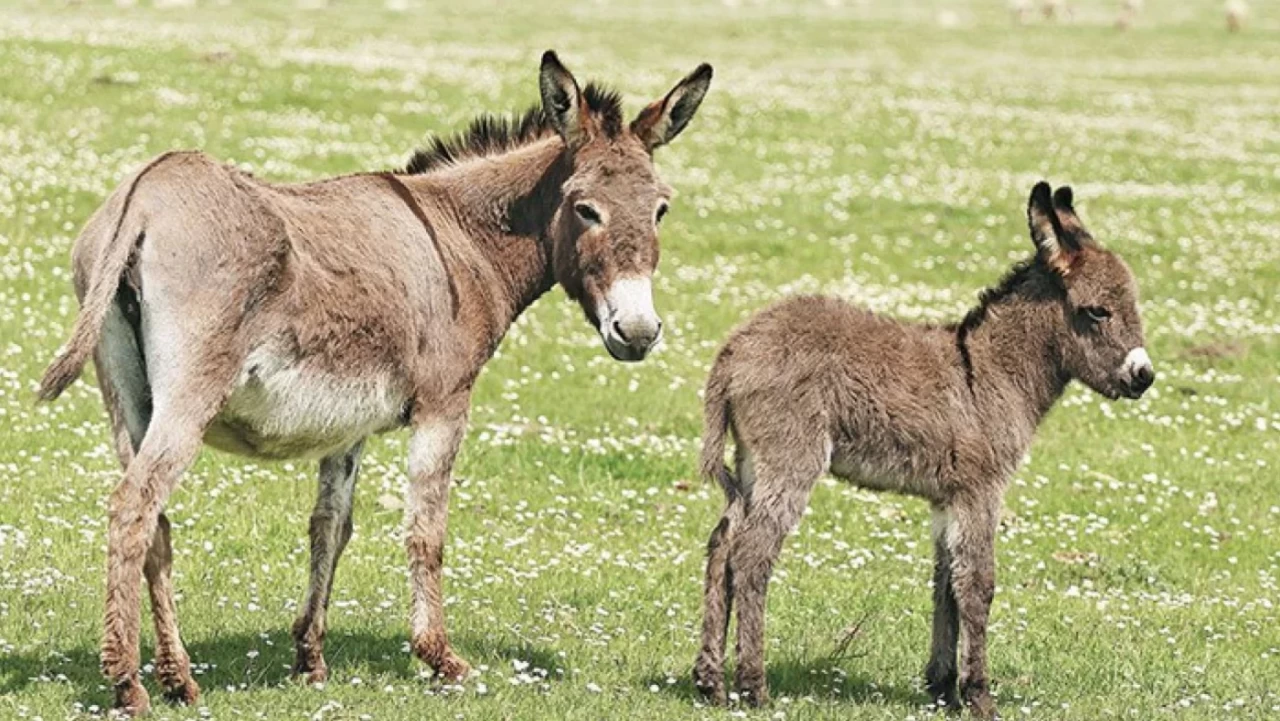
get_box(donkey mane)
[402,83,625,174]
[948,258,1054,389]
[949,258,1044,336]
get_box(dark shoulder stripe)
[379,173,460,320]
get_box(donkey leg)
[101,217,260,713]
[692,491,743,704]
[947,495,1002,720]
[405,406,471,681]
[293,441,364,684]
[924,505,960,710]
[102,418,207,716]
[95,300,149,464]
[730,450,823,707]
[144,513,200,704]
[99,321,200,706]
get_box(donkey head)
[540,51,712,362]
[1028,182,1154,399]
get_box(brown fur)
[693,183,1154,718]
[38,51,711,715]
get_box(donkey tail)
[699,363,736,494]
[38,153,170,401]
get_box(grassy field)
[1,1,1278,719]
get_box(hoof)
[432,653,471,683]
[926,679,961,712]
[692,666,727,706]
[735,682,769,708]
[112,677,151,717]
[411,634,470,683]
[964,686,998,720]
[161,677,201,706]
[292,658,329,685]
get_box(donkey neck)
[957,270,1070,446]
[426,136,569,328]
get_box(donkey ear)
[630,63,713,151]
[540,51,588,147]
[1027,181,1081,274]
[1052,185,1074,210]
[1051,184,1093,241]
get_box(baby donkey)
[693,182,1154,718]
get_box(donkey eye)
[574,202,602,225]
[655,203,670,224]
[1082,306,1112,323]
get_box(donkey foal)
[693,182,1154,718]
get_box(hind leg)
[101,403,212,716]
[96,299,149,463]
[692,485,744,704]
[100,273,248,715]
[293,441,364,684]
[730,445,825,707]
[145,514,199,704]
[94,304,198,708]
[693,444,753,704]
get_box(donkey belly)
[205,352,410,461]
[829,445,941,500]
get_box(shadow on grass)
[647,655,922,707]
[0,627,561,708]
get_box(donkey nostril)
[612,319,629,343]
[1135,366,1154,388]
[1129,366,1154,395]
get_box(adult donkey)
[692,183,1154,718]
[39,51,711,716]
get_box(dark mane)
[950,259,1042,335]
[950,258,1054,389]
[401,83,625,175]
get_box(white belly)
[829,450,938,499]
[205,348,410,460]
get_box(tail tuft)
[38,347,88,401]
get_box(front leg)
[947,494,1002,720]
[924,505,960,710]
[293,441,364,684]
[405,404,471,681]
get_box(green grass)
[1,1,1278,719]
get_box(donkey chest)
[205,350,412,460]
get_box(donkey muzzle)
[599,276,662,362]
[1121,347,1154,398]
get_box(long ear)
[540,50,589,147]
[1052,185,1074,212]
[1028,181,1082,274]
[1052,185,1093,242]
[630,63,713,151]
